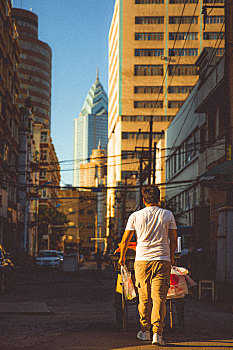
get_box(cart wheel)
[114,292,127,330]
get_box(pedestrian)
[118,185,177,346]
[95,248,103,273]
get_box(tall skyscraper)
[73,70,108,187]
[12,8,52,128]
[107,0,224,234]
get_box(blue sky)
[13,0,115,185]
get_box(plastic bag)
[167,266,189,299]
[121,264,136,300]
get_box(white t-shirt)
[125,206,177,261]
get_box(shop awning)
[199,160,233,184]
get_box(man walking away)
[118,185,177,345]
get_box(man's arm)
[118,230,135,266]
[168,229,177,264]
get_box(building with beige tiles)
[107,0,224,235]
[59,188,97,255]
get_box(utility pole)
[152,142,157,185]
[140,157,143,209]
[148,115,153,184]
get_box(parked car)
[0,245,14,293]
[56,251,64,262]
[35,250,61,268]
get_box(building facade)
[107,0,225,235]
[0,0,21,252]
[166,47,233,281]
[11,8,52,128]
[79,145,107,243]
[73,71,108,187]
[59,188,97,255]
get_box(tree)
[38,206,69,250]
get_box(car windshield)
[38,252,58,258]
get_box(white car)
[35,250,61,268]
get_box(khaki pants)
[134,260,171,335]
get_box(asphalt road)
[0,262,232,350]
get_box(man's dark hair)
[141,185,160,204]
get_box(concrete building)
[73,70,108,187]
[12,8,52,128]
[32,124,60,250]
[166,45,233,282]
[107,0,225,235]
[0,0,21,252]
[59,188,97,255]
[79,145,107,245]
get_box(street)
[0,262,232,350]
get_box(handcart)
[111,244,194,331]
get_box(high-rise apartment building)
[73,71,108,187]
[107,0,224,234]
[12,8,52,128]
[0,0,21,251]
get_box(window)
[169,0,198,3]
[168,65,197,76]
[200,124,207,153]
[40,149,47,161]
[134,101,163,108]
[168,86,193,94]
[135,65,163,76]
[135,32,164,41]
[87,223,94,229]
[40,189,47,198]
[135,49,164,57]
[40,131,48,142]
[169,16,198,24]
[39,170,46,179]
[122,132,164,140]
[203,32,224,40]
[169,48,198,56]
[216,48,224,56]
[134,86,163,94]
[135,0,164,3]
[168,101,184,108]
[122,115,173,122]
[204,0,224,4]
[135,17,164,24]
[186,137,193,163]
[169,32,198,40]
[205,15,224,24]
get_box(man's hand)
[168,229,177,266]
[118,257,125,266]
[118,230,134,267]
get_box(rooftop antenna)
[96,65,99,82]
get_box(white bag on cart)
[121,264,136,300]
[167,266,189,299]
